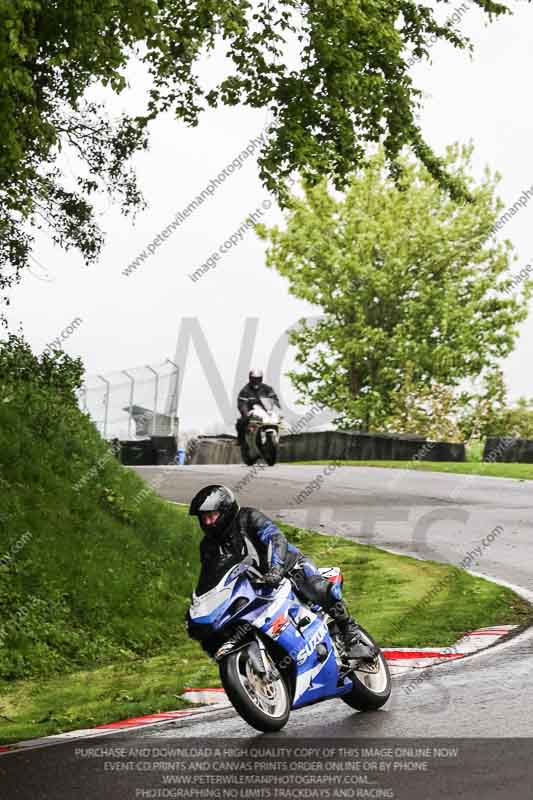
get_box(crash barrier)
[119,436,177,466]
[483,436,533,463]
[187,435,242,465]
[187,431,465,465]
[279,430,465,462]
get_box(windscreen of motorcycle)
[260,396,275,412]
[195,553,244,596]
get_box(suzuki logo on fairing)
[296,623,328,665]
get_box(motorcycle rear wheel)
[220,645,290,732]
[340,626,391,711]
[240,442,258,467]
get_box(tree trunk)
[348,360,360,399]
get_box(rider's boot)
[332,602,378,660]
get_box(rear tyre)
[220,645,290,732]
[341,626,391,711]
[240,442,257,467]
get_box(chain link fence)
[77,359,179,440]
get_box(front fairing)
[256,591,348,708]
[189,562,288,632]
[189,561,352,709]
[248,401,280,426]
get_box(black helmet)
[189,485,239,537]
[249,369,263,389]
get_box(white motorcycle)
[240,397,281,467]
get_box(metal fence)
[78,359,179,440]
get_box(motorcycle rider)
[186,485,376,660]
[236,369,280,446]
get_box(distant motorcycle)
[240,397,280,467]
[188,558,391,732]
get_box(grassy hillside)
[0,335,201,681]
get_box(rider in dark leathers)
[186,485,375,660]
[236,369,280,446]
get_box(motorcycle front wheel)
[341,626,391,711]
[220,645,290,732]
[262,430,278,467]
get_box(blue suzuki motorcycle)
[188,558,391,732]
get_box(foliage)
[0,0,514,299]
[0,332,83,405]
[383,365,533,443]
[458,367,508,440]
[257,146,532,431]
[465,439,485,462]
[380,366,466,442]
[459,368,533,440]
[0,335,201,680]
[497,397,533,439]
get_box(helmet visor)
[195,486,232,513]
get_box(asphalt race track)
[2,464,533,799]
[135,464,533,594]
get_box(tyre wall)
[483,436,533,463]
[186,432,465,465]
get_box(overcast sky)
[4,1,533,437]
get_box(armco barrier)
[151,435,177,465]
[120,439,156,466]
[120,436,177,466]
[483,436,533,463]
[187,431,465,465]
[279,431,464,462]
[187,435,241,465]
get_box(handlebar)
[246,566,289,591]
[246,565,267,584]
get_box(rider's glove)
[262,565,284,587]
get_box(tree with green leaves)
[459,368,533,440]
[381,367,467,442]
[0,0,515,302]
[257,145,533,431]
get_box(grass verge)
[294,460,533,480]
[1,518,530,745]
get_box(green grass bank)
[295,461,533,480]
[0,337,203,685]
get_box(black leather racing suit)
[236,382,280,444]
[187,508,354,644]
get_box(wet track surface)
[138,463,533,592]
[2,464,532,798]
